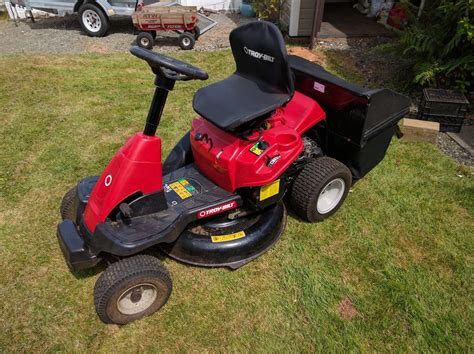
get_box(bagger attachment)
[289,55,410,180]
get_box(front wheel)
[290,157,352,222]
[94,255,172,324]
[78,3,110,37]
[60,186,77,221]
[178,32,195,50]
[136,31,154,49]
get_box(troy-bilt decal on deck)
[197,201,238,219]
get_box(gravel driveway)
[0,13,254,54]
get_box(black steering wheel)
[130,46,208,81]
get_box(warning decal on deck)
[168,178,196,200]
[259,179,280,201]
[211,231,246,243]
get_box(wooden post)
[309,0,325,49]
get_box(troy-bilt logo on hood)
[197,201,237,219]
[243,47,275,63]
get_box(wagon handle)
[130,46,208,81]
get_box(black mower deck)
[58,165,243,270]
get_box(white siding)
[178,0,242,11]
[288,0,300,36]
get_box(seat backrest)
[229,21,294,97]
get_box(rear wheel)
[94,255,172,324]
[137,31,154,49]
[290,157,352,222]
[191,26,200,40]
[178,32,195,50]
[78,3,110,37]
[60,186,77,221]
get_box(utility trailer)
[11,0,216,38]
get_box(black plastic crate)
[417,89,470,133]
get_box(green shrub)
[399,0,473,92]
[252,0,283,23]
[0,10,9,20]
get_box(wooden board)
[402,118,440,144]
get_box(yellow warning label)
[250,144,263,156]
[179,178,189,185]
[259,179,280,201]
[169,181,192,199]
[211,231,246,243]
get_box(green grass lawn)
[0,51,472,352]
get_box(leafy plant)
[398,0,474,92]
[0,10,9,20]
[252,0,284,23]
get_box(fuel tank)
[190,91,326,192]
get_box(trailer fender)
[75,0,115,16]
[94,0,115,16]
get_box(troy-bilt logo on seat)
[243,47,275,63]
[197,201,237,219]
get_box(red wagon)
[132,4,200,50]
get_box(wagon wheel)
[178,32,195,50]
[192,26,200,40]
[137,32,154,50]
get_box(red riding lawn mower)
[57,21,410,324]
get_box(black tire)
[78,3,110,37]
[60,186,77,221]
[290,157,352,222]
[137,31,154,49]
[94,255,172,324]
[178,32,195,50]
[192,26,200,40]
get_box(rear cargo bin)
[289,55,410,180]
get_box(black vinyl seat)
[192,21,295,132]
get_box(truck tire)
[290,157,352,222]
[94,255,172,324]
[78,3,110,37]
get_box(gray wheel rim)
[117,283,158,315]
[82,9,101,33]
[140,37,150,47]
[316,178,345,214]
[182,37,191,47]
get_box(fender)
[74,0,115,16]
[83,132,163,232]
[94,0,115,16]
